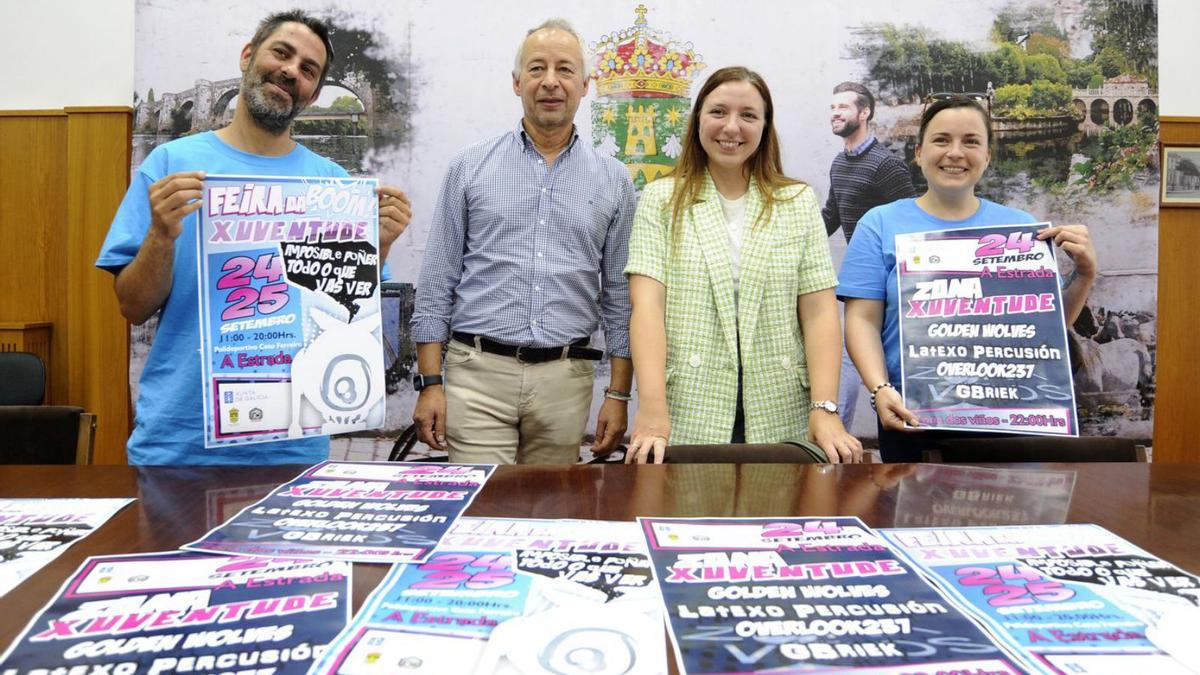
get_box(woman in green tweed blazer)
[623,66,862,464]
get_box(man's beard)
[833,116,861,139]
[241,67,306,135]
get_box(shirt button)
[541,187,547,193]
[781,357,792,369]
[531,320,538,326]
[539,219,546,225]
[534,286,541,291]
[536,252,543,257]
[688,354,702,368]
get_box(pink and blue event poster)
[896,223,1078,436]
[196,174,384,447]
[0,551,351,675]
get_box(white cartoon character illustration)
[288,307,385,437]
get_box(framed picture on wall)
[1162,145,1200,206]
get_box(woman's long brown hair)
[664,66,802,245]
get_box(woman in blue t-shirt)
[837,95,1098,462]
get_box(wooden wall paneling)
[1153,117,1200,461]
[0,111,65,333]
[65,107,133,465]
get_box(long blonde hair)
[665,66,802,244]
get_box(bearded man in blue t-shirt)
[96,10,411,465]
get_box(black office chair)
[0,405,96,464]
[923,435,1146,463]
[0,352,45,405]
[663,440,829,464]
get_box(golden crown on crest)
[590,4,705,98]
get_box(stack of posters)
[197,174,385,447]
[0,499,133,598]
[884,524,1200,674]
[185,461,493,563]
[640,516,1028,673]
[896,223,1078,435]
[309,517,666,674]
[0,552,350,674]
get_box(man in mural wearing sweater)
[822,81,916,432]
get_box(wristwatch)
[413,373,444,391]
[809,400,839,414]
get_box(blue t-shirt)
[96,131,348,466]
[836,197,1037,387]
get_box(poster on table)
[184,461,493,563]
[896,223,1078,435]
[196,174,384,448]
[883,524,1200,674]
[0,499,134,599]
[310,517,665,674]
[640,516,1027,674]
[893,465,1077,528]
[0,551,350,675]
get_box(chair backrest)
[0,406,94,464]
[923,435,1144,463]
[664,441,829,464]
[0,352,45,405]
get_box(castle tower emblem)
[590,5,705,190]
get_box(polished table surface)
[1,462,1198,653]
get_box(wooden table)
[1,462,1198,653]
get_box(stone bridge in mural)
[134,70,396,136]
[1071,77,1158,133]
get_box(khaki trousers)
[443,340,595,465]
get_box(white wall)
[0,0,1193,114]
[1159,0,1199,115]
[0,0,134,108]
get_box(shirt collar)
[517,119,580,156]
[845,135,877,157]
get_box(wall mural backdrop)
[132,0,1159,446]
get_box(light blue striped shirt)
[412,121,636,357]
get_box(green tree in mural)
[1084,0,1157,79]
[1094,45,1126,79]
[1025,54,1067,84]
[1026,33,1070,60]
[328,95,364,113]
[990,43,1026,84]
[295,95,366,135]
[1066,61,1101,89]
[991,4,1064,43]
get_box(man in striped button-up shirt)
[410,18,636,465]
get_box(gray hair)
[512,18,591,79]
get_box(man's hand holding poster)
[896,223,1078,435]
[196,175,385,447]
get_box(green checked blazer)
[625,174,838,445]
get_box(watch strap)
[413,374,444,391]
